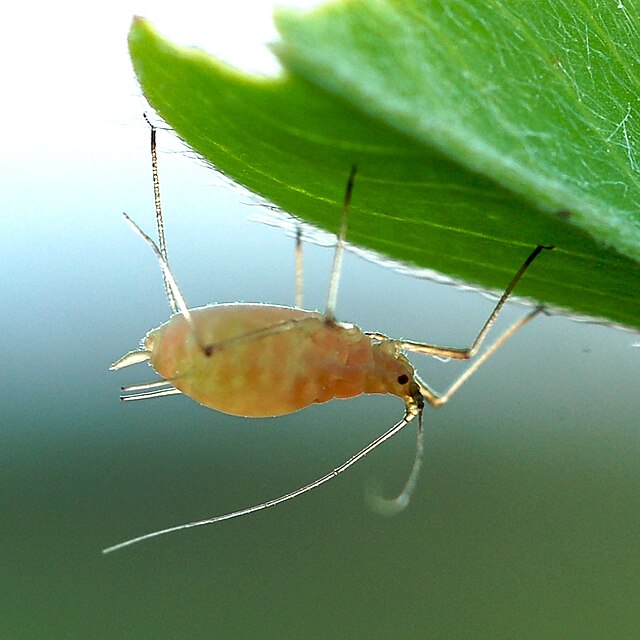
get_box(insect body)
[104,119,550,553]
[140,304,417,417]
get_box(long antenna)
[143,113,178,315]
[102,402,419,554]
[367,410,424,515]
[325,165,357,322]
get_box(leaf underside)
[127,3,640,330]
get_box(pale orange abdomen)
[145,304,378,417]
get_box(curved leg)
[383,245,552,360]
[417,306,544,408]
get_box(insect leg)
[295,224,303,308]
[417,306,545,408]
[393,245,552,360]
[367,300,542,508]
[102,399,420,553]
[121,213,197,336]
[199,316,322,357]
[143,114,178,315]
[325,165,357,322]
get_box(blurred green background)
[2,2,639,639]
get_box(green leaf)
[127,5,640,330]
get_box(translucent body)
[145,303,416,417]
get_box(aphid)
[104,119,551,553]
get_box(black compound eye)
[397,374,409,385]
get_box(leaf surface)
[128,5,640,329]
